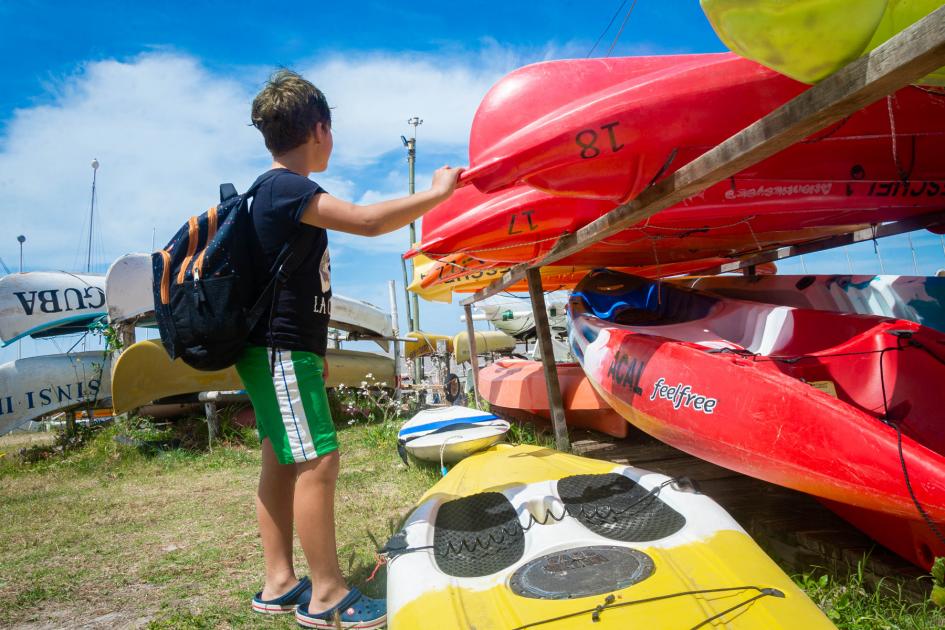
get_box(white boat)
[0,272,106,345]
[105,253,392,348]
[0,351,111,435]
[471,293,568,340]
[104,254,155,326]
[397,406,510,465]
[678,274,945,333]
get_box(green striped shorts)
[236,346,338,464]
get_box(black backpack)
[152,177,311,371]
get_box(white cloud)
[300,51,519,167]
[0,49,525,273]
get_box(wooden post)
[463,304,482,409]
[119,323,136,351]
[526,268,570,452]
[65,410,76,437]
[204,402,219,449]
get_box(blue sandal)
[252,576,312,614]
[295,586,387,629]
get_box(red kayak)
[477,359,628,438]
[410,166,945,286]
[462,52,945,203]
[569,269,945,569]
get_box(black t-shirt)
[247,168,332,355]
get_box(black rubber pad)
[558,473,686,542]
[433,491,525,578]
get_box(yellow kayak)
[111,340,394,412]
[702,0,945,85]
[452,330,517,363]
[386,444,834,629]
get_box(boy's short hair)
[251,69,332,156]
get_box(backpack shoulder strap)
[245,228,318,329]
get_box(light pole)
[403,117,424,383]
[405,116,422,333]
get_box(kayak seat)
[558,473,686,542]
[433,491,525,578]
[575,275,716,327]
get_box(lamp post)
[17,235,25,273]
[404,116,423,384]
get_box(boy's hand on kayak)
[431,166,464,199]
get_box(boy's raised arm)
[301,166,464,237]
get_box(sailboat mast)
[87,159,99,273]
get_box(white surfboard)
[0,272,106,345]
[398,406,510,465]
[0,351,112,434]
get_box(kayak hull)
[397,406,509,465]
[463,53,945,203]
[569,270,945,569]
[111,340,394,412]
[386,444,833,629]
[702,0,945,85]
[478,359,628,438]
[677,274,945,333]
[0,352,111,434]
[0,272,106,345]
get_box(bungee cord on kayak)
[508,585,786,630]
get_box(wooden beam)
[700,211,945,275]
[463,304,482,409]
[461,5,945,306]
[526,268,570,452]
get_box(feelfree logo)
[649,378,718,414]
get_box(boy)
[240,69,462,628]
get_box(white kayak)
[0,351,111,434]
[105,254,155,326]
[384,444,834,629]
[397,406,510,465]
[474,294,568,340]
[678,274,945,333]
[105,253,392,349]
[0,272,106,345]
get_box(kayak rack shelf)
[460,5,945,453]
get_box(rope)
[605,0,639,57]
[877,336,945,549]
[586,0,629,58]
[510,585,784,629]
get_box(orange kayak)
[478,358,628,438]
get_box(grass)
[797,560,944,629]
[0,416,942,629]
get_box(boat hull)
[679,274,945,333]
[0,352,111,434]
[0,272,106,345]
[111,340,394,412]
[478,359,628,438]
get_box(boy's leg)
[295,451,350,611]
[257,437,300,600]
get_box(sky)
[2,1,944,364]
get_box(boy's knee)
[296,450,340,478]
